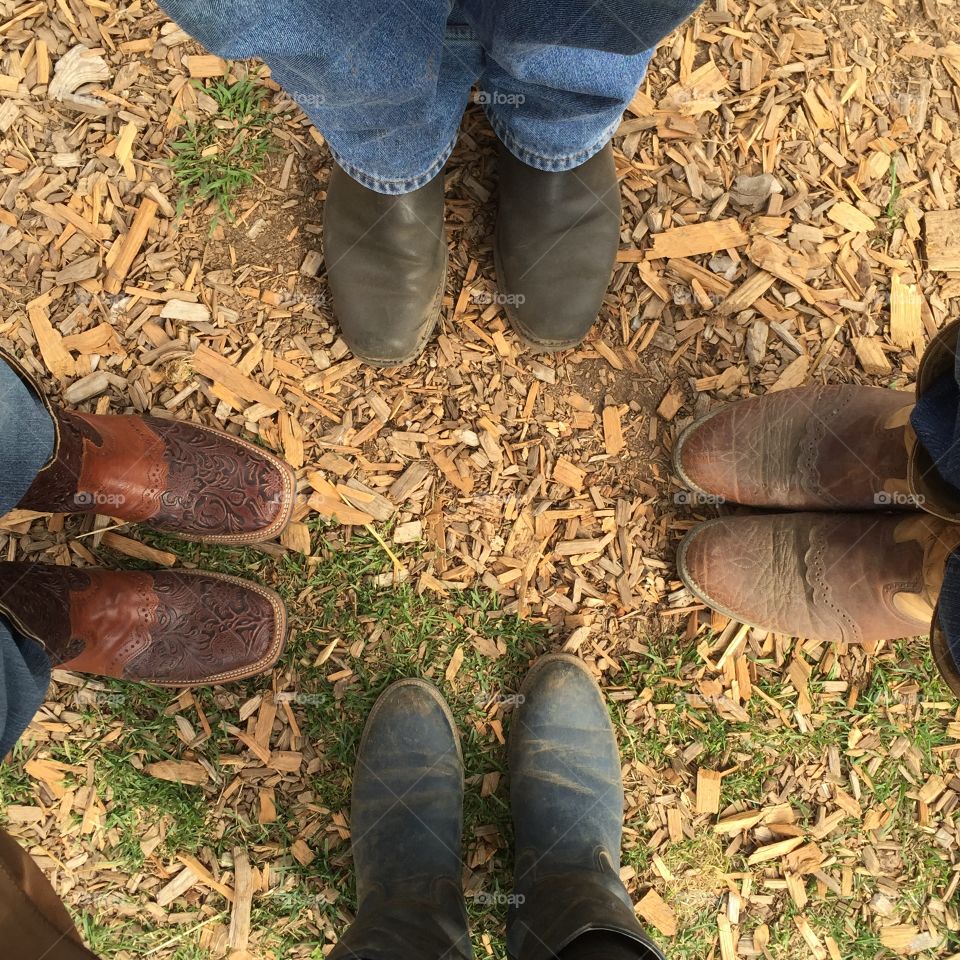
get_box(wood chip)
[647,218,748,259]
[192,345,281,410]
[104,197,158,294]
[143,761,208,786]
[925,209,960,271]
[636,889,678,936]
[602,406,625,456]
[228,848,254,950]
[99,532,178,566]
[827,201,875,233]
[553,457,586,493]
[695,768,722,814]
[889,274,923,350]
[853,336,892,375]
[28,304,76,379]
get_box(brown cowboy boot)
[0,563,286,685]
[677,512,960,646]
[673,384,915,510]
[3,350,295,544]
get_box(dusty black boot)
[495,144,621,351]
[507,655,664,960]
[329,679,470,960]
[324,166,447,366]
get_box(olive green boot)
[495,144,621,350]
[324,166,447,366]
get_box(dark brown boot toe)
[0,563,286,686]
[324,165,447,366]
[143,417,295,544]
[18,410,295,544]
[495,143,620,351]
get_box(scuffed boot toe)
[495,144,620,351]
[677,513,934,643]
[324,165,447,367]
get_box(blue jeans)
[155,0,701,193]
[913,369,960,683]
[0,358,54,758]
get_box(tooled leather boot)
[677,512,960,647]
[495,143,621,351]
[673,384,916,510]
[0,562,287,685]
[329,679,470,960]
[324,165,447,366]
[507,655,664,960]
[4,351,295,544]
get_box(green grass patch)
[5,523,956,959]
[169,72,275,223]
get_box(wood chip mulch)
[1,0,959,956]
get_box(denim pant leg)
[477,45,656,171]
[0,357,56,756]
[462,0,701,170]
[912,368,960,684]
[156,0,481,194]
[911,370,960,490]
[0,617,50,758]
[0,358,55,515]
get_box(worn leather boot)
[677,512,960,646]
[4,351,295,544]
[674,384,915,510]
[508,655,663,960]
[329,679,470,960]
[495,144,621,351]
[0,562,287,685]
[0,827,98,960]
[324,165,447,366]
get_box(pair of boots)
[672,320,960,697]
[0,351,297,686]
[330,656,663,960]
[324,145,621,365]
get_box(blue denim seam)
[483,106,621,171]
[327,130,458,194]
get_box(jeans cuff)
[485,109,621,172]
[327,133,457,195]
